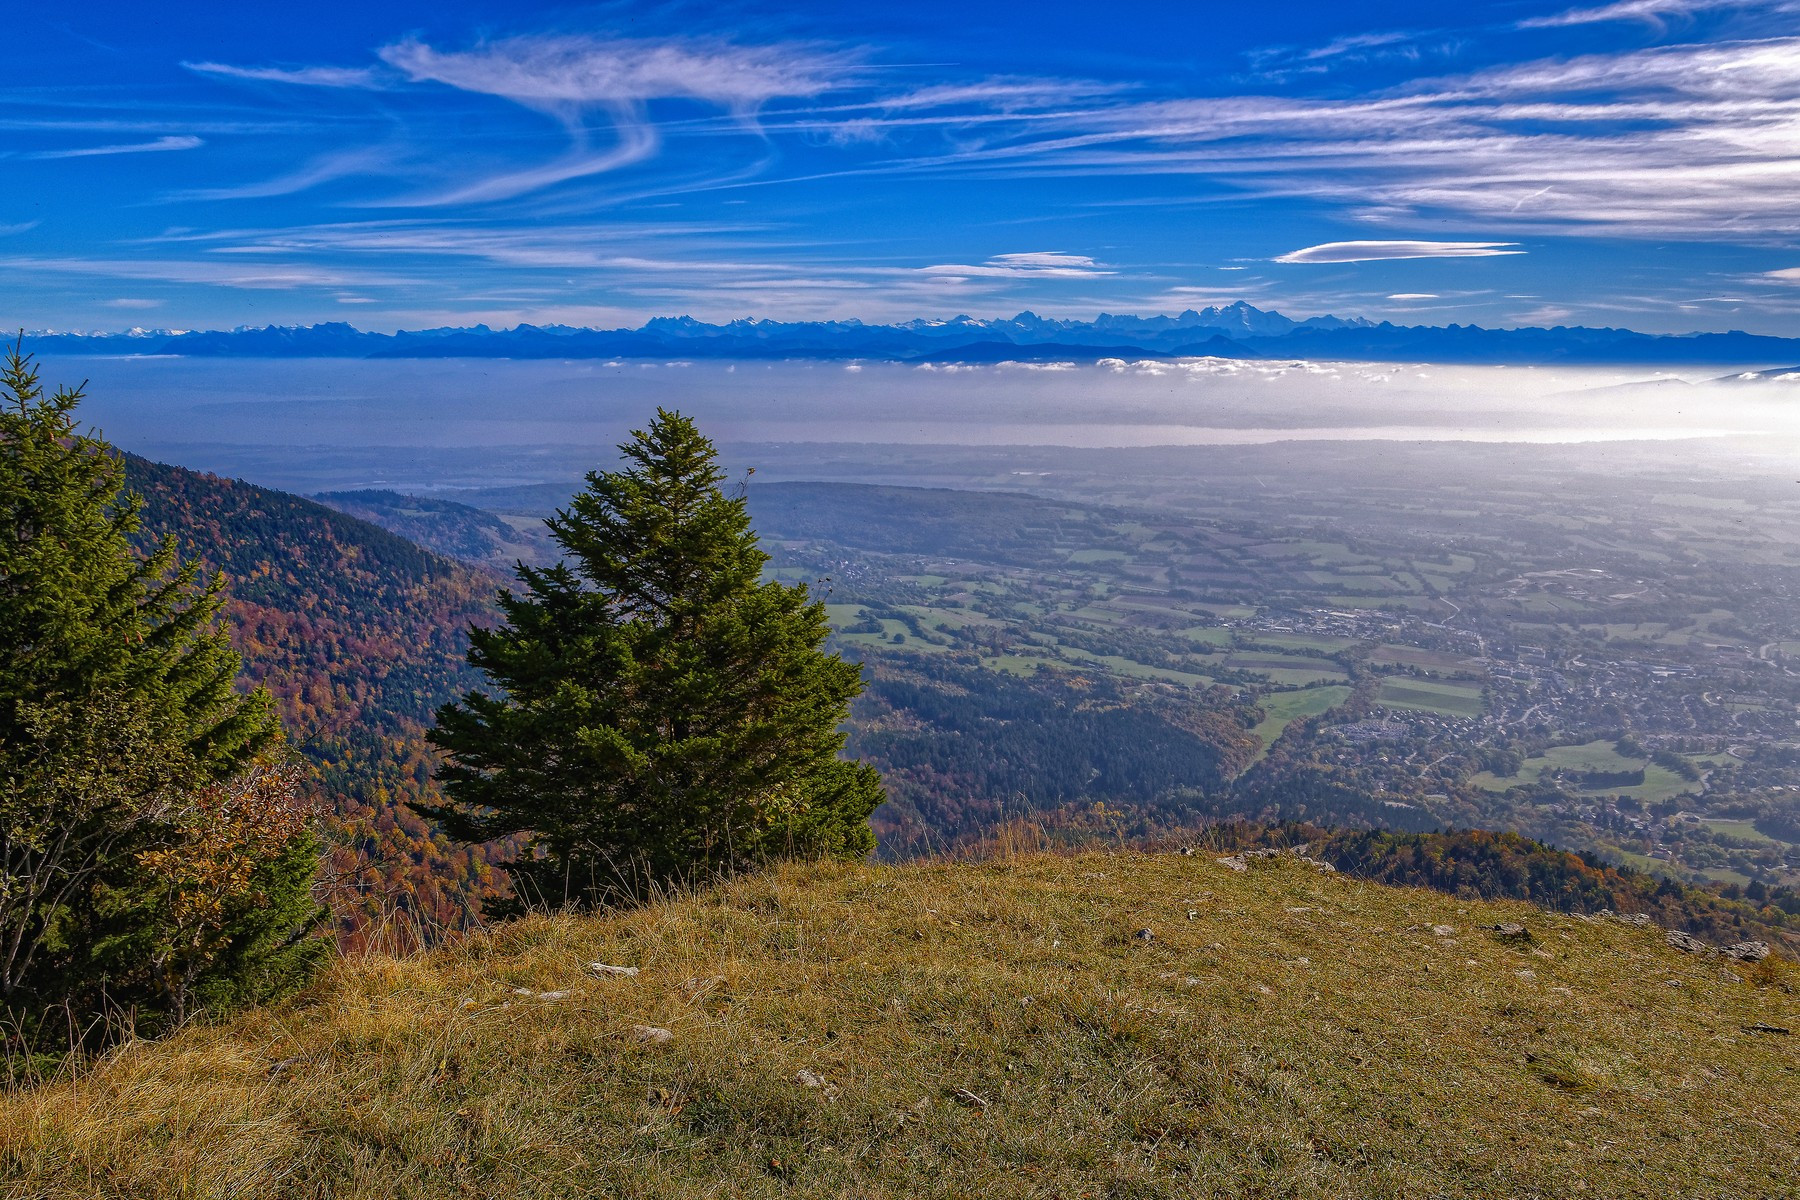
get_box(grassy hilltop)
[4,853,1796,1199]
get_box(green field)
[1248,633,1359,653]
[1369,645,1483,675]
[1376,677,1484,717]
[824,603,867,628]
[1252,685,1354,751]
[1256,667,1350,687]
[1473,742,1700,804]
[1227,653,1346,686]
[1704,819,1782,846]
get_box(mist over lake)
[46,355,1800,495]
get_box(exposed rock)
[1134,928,1155,942]
[631,1024,673,1044]
[589,962,640,978]
[1598,910,1655,928]
[1722,941,1772,962]
[1214,847,1335,873]
[1743,1023,1791,1036]
[1666,930,1711,955]
[1431,925,1457,937]
[1490,922,1533,943]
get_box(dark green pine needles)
[0,346,325,1050]
[425,410,883,913]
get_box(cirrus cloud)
[23,135,202,160]
[1277,241,1523,264]
[377,35,855,117]
[185,61,384,89]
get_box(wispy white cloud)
[0,255,409,290]
[1764,267,1800,283]
[377,35,853,117]
[172,147,402,202]
[876,78,1128,112]
[183,34,860,208]
[23,135,202,160]
[919,251,1113,279]
[873,36,1800,239]
[1278,241,1522,264]
[373,35,855,205]
[184,61,384,88]
[1517,0,1792,28]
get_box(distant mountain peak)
[25,308,1800,369]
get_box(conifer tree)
[426,409,883,911]
[0,345,325,1052]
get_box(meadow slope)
[3,853,1796,1199]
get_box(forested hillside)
[114,462,1800,950]
[850,655,1259,851]
[125,456,501,932]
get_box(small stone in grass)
[632,1024,674,1044]
[1431,925,1456,937]
[795,1068,840,1100]
[590,962,640,977]
[1134,928,1155,942]
[1491,922,1532,943]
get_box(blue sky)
[8,0,1800,334]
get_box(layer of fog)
[43,355,1800,494]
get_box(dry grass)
[3,851,1797,1199]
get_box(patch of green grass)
[1252,684,1353,749]
[1475,743,1699,804]
[1248,633,1359,653]
[1066,548,1128,564]
[823,603,867,628]
[8,855,1798,1199]
[1252,667,1349,687]
[1704,820,1780,846]
[1369,645,1482,675]
[1376,677,1485,717]
[1052,647,1213,687]
[1177,625,1234,646]
[1538,742,1639,773]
